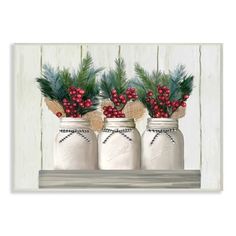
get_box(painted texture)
[39,170,201,189]
[13,44,222,191]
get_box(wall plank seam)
[199,45,203,173]
[157,45,159,71]
[40,45,43,170]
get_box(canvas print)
[13,44,222,191]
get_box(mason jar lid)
[104,118,135,128]
[147,118,178,129]
[60,117,90,128]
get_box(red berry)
[158,89,163,94]
[147,91,153,97]
[153,105,159,111]
[79,102,84,107]
[85,102,91,107]
[149,99,155,105]
[62,98,68,103]
[65,109,71,114]
[79,89,85,95]
[183,95,189,100]
[113,98,118,103]
[111,89,117,94]
[155,114,161,118]
[119,95,125,100]
[163,86,168,90]
[56,112,62,117]
[175,102,180,107]
[181,102,187,107]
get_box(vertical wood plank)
[120,44,158,134]
[201,44,222,190]
[14,45,42,190]
[41,44,81,169]
[83,44,120,129]
[158,45,201,170]
[84,44,119,72]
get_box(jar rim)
[148,118,177,122]
[104,118,134,122]
[60,117,89,123]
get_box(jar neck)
[59,118,90,129]
[104,118,135,128]
[147,118,178,129]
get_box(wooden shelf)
[39,170,201,189]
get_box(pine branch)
[169,65,193,101]
[36,78,57,99]
[114,58,128,94]
[132,64,194,117]
[100,57,129,98]
[36,53,103,117]
[75,53,93,87]
[135,63,154,91]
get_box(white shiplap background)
[13,44,222,191]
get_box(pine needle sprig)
[36,78,57,100]
[134,63,154,91]
[169,65,194,100]
[133,64,194,118]
[114,58,128,94]
[36,53,103,117]
[100,58,129,99]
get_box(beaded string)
[148,128,177,145]
[102,128,132,144]
[59,129,90,143]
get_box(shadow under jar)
[141,118,184,170]
[98,118,141,170]
[54,118,97,170]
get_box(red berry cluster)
[102,106,125,118]
[103,88,138,118]
[146,85,190,118]
[110,88,138,106]
[59,86,92,118]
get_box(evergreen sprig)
[169,65,194,100]
[100,58,129,99]
[133,64,194,117]
[36,53,103,116]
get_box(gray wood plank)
[39,170,201,189]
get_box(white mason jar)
[98,118,141,170]
[54,118,98,170]
[141,118,184,170]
